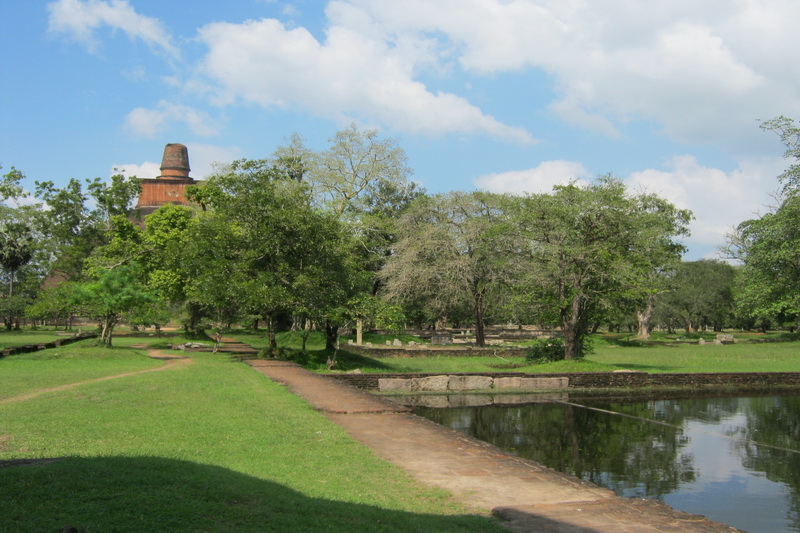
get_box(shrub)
[524,338,566,363]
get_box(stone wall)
[326,371,800,391]
[344,345,528,358]
[0,332,98,358]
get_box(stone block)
[378,378,414,392]
[520,377,569,389]
[412,375,450,391]
[494,377,523,389]
[448,375,493,391]
[393,338,403,346]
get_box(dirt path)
[0,349,191,406]
[248,359,740,533]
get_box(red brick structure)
[135,143,197,216]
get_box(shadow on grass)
[0,456,502,532]
[608,363,677,372]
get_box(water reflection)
[412,394,800,533]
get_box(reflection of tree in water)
[418,401,696,498]
[735,396,800,530]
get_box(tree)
[188,159,369,353]
[507,178,690,359]
[380,191,516,347]
[760,116,800,194]
[72,264,156,346]
[308,124,413,218]
[657,260,736,333]
[34,174,141,281]
[728,117,800,331]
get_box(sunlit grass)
[0,339,503,532]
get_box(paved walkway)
[247,359,740,532]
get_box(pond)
[412,394,800,533]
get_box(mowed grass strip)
[0,344,504,532]
[233,330,800,374]
[0,329,67,349]
[0,340,163,401]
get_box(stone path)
[247,359,741,533]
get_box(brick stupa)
[135,143,196,216]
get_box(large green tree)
[188,159,368,352]
[507,178,690,359]
[729,117,800,331]
[72,264,155,346]
[656,260,736,333]
[380,191,516,346]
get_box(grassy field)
[231,330,800,374]
[0,329,69,349]
[0,340,503,532]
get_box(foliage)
[524,338,568,363]
[761,116,800,195]
[71,264,157,346]
[728,117,800,331]
[33,173,141,281]
[381,191,515,346]
[655,260,737,332]
[507,177,691,359]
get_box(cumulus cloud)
[628,155,783,253]
[115,161,160,179]
[48,0,179,58]
[474,160,591,194]
[478,155,785,258]
[331,0,800,150]
[195,17,534,143]
[183,143,244,179]
[124,101,219,139]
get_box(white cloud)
[474,160,591,194]
[195,17,534,143]
[476,155,785,257]
[627,155,783,253]
[124,101,219,139]
[115,161,160,179]
[184,143,243,179]
[329,0,800,150]
[47,0,179,58]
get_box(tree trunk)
[474,289,486,348]
[100,315,115,346]
[562,294,583,360]
[265,315,277,354]
[636,293,656,339]
[356,318,363,345]
[325,321,338,351]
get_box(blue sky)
[3,0,800,259]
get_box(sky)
[3,0,800,259]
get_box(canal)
[412,394,800,532]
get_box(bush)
[524,338,567,363]
[257,346,309,364]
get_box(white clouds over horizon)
[476,155,785,258]
[45,0,800,152]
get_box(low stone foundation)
[327,371,800,392]
[376,375,568,392]
[0,332,98,358]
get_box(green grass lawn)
[0,340,503,532]
[0,329,68,349]
[231,329,800,374]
